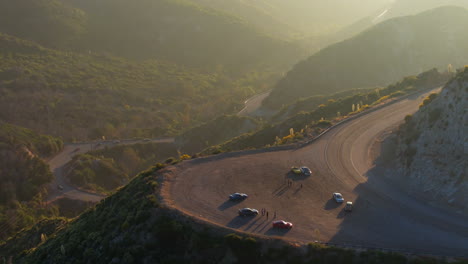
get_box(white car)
[333,192,344,203]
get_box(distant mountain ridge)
[376,0,468,22]
[263,6,468,108]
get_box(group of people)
[260,208,276,219]
[287,179,303,188]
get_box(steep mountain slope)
[0,0,86,48]
[391,67,467,212]
[175,115,260,154]
[0,33,270,140]
[264,6,468,109]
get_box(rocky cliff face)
[394,68,467,212]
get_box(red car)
[272,220,293,229]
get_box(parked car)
[238,208,259,216]
[344,201,353,212]
[57,185,64,190]
[333,192,344,203]
[300,166,312,176]
[272,220,293,229]
[229,193,248,201]
[291,166,302,174]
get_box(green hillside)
[264,6,468,109]
[0,0,303,72]
[0,0,86,48]
[0,122,63,240]
[65,143,178,193]
[175,115,260,153]
[0,33,273,140]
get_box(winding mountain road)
[46,88,266,203]
[47,138,174,202]
[162,88,468,257]
[237,90,271,117]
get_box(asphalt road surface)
[162,89,468,257]
[237,90,271,116]
[47,138,174,202]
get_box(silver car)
[333,192,344,203]
[238,208,259,216]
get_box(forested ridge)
[0,0,303,72]
[0,0,304,141]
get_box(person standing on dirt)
[266,211,269,219]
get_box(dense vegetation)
[65,0,302,71]
[65,143,177,193]
[203,69,451,154]
[2,165,465,263]
[264,6,468,108]
[0,33,276,140]
[0,122,63,240]
[0,0,86,48]
[0,0,302,72]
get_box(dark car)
[238,208,259,216]
[229,193,248,201]
[344,201,353,212]
[301,166,312,176]
[272,220,293,229]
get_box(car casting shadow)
[245,217,263,231]
[252,218,269,232]
[323,199,341,210]
[264,227,292,236]
[218,200,241,211]
[227,215,256,229]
